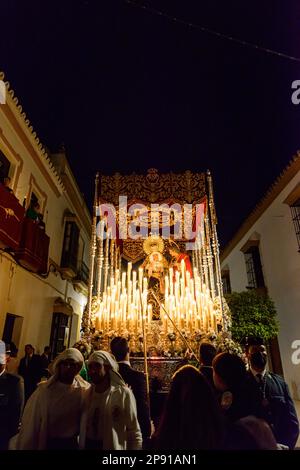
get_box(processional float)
[81,168,230,366]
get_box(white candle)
[138,267,143,290]
[127,262,132,285]
[128,280,132,307]
[181,259,185,287]
[121,272,126,292]
[132,271,137,305]
[168,268,173,298]
[143,277,148,293]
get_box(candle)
[179,274,183,298]
[116,281,121,303]
[209,301,214,330]
[130,303,135,330]
[138,267,143,291]
[121,272,126,292]
[128,280,132,307]
[186,271,190,289]
[165,275,169,298]
[189,309,193,333]
[143,277,148,293]
[132,271,137,305]
[127,262,132,286]
[115,300,119,329]
[181,259,185,287]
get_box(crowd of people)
[0,336,299,451]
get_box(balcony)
[0,183,25,251]
[15,217,50,274]
[73,261,89,294]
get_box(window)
[290,199,300,251]
[29,192,39,208]
[61,221,80,273]
[50,312,70,358]
[0,150,10,182]
[2,313,23,348]
[25,174,47,213]
[244,245,265,289]
[221,270,231,294]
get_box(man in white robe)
[16,348,90,450]
[80,351,142,450]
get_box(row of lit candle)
[94,259,217,335]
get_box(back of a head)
[155,365,224,449]
[172,364,204,392]
[245,336,264,354]
[213,352,247,391]
[199,342,217,366]
[228,416,277,450]
[238,416,277,449]
[110,337,129,362]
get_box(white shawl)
[80,350,142,450]
[16,348,90,449]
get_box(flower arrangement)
[214,333,244,359]
[72,339,92,359]
[193,330,206,343]
[107,330,116,339]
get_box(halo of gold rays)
[143,234,165,255]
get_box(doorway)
[0,150,11,183]
[49,312,70,359]
[2,313,23,349]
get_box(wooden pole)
[139,287,150,408]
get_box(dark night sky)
[1,0,300,246]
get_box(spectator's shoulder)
[131,367,145,379]
[5,372,23,385]
[122,384,136,401]
[267,371,285,384]
[267,372,290,393]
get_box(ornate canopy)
[98,168,206,205]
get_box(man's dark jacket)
[0,371,24,449]
[118,362,151,441]
[199,365,214,387]
[18,354,42,401]
[247,371,299,449]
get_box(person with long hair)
[152,365,224,450]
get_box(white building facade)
[221,153,300,399]
[0,72,91,358]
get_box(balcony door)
[0,150,10,182]
[49,312,70,359]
